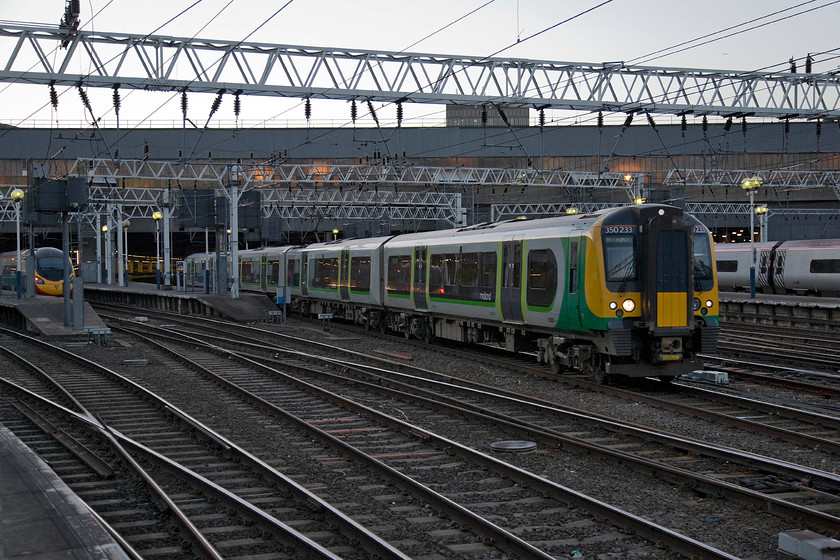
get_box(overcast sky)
[2,0,840,128]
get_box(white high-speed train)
[716,239,840,294]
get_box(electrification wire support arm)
[2,23,840,119]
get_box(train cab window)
[36,255,65,281]
[350,256,371,292]
[603,234,638,284]
[693,233,714,291]
[312,258,339,289]
[527,249,557,308]
[387,255,411,295]
[810,259,840,273]
[716,260,737,273]
[286,258,300,287]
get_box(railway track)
[83,305,840,552]
[0,328,416,560]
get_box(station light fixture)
[566,207,578,215]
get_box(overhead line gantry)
[2,23,840,119]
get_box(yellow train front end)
[582,204,719,379]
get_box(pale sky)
[2,0,839,128]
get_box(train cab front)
[599,204,719,379]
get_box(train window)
[693,233,715,290]
[657,230,688,291]
[716,260,737,273]
[36,256,65,281]
[527,249,557,308]
[311,258,338,289]
[480,252,496,288]
[603,234,637,283]
[387,255,411,295]
[241,260,258,283]
[810,259,840,273]
[350,256,371,292]
[286,258,300,287]
[460,253,478,287]
[266,260,280,286]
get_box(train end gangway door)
[501,237,524,323]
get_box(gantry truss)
[492,202,840,222]
[3,159,840,226]
[665,169,840,201]
[3,23,840,119]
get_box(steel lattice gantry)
[3,23,840,118]
[664,169,840,202]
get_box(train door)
[645,226,691,330]
[412,245,428,310]
[757,249,773,291]
[300,255,310,297]
[500,238,524,323]
[565,233,584,328]
[339,250,350,301]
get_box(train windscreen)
[603,234,637,283]
[36,255,66,281]
[693,233,714,291]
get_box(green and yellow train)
[185,203,719,382]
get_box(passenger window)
[527,249,557,308]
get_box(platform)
[83,281,281,322]
[0,424,131,559]
[0,294,106,337]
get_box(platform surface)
[0,293,105,336]
[0,424,130,559]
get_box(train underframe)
[293,297,706,383]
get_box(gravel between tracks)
[68,316,840,560]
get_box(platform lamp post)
[740,175,764,299]
[11,188,24,298]
[755,205,768,243]
[101,224,109,284]
[153,211,162,289]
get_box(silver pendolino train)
[0,247,74,296]
[185,204,720,382]
[716,239,840,295]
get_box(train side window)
[267,260,279,285]
[387,255,411,294]
[286,258,300,287]
[569,241,578,294]
[716,260,737,273]
[810,259,840,273]
[480,252,496,288]
[460,253,478,287]
[312,258,338,288]
[527,249,557,308]
[350,256,371,292]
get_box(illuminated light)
[609,301,618,310]
[622,299,636,313]
[634,197,646,205]
[10,188,25,202]
[566,207,578,215]
[152,210,162,221]
[101,225,108,233]
[755,205,768,215]
[332,229,339,235]
[706,300,713,308]
[624,174,633,182]
[516,216,528,220]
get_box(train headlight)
[693,298,701,311]
[609,301,618,310]
[622,299,636,313]
[706,299,714,308]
